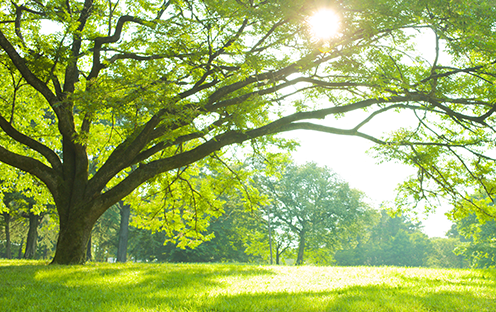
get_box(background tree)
[243,219,294,265]
[162,202,256,263]
[451,213,496,268]
[126,227,168,263]
[335,210,433,267]
[22,207,41,259]
[116,202,131,263]
[0,207,18,259]
[0,165,49,259]
[0,198,32,259]
[1,190,49,259]
[426,237,469,268]
[125,199,258,263]
[0,0,496,264]
[90,204,120,262]
[258,162,368,265]
[35,213,58,260]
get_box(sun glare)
[307,9,340,41]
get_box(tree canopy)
[255,162,367,265]
[0,0,495,264]
[450,213,496,268]
[335,210,433,267]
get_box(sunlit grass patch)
[0,260,495,311]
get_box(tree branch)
[85,111,165,197]
[64,0,93,93]
[0,30,57,104]
[419,60,496,85]
[208,77,367,111]
[280,122,386,144]
[205,52,320,106]
[0,146,58,196]
[88,15,147,79]
[0,114,62,173]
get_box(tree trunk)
[24,213,41,259]
[2,212,11,259]
[267,210,273,265]
[296,231,306,265]
[43,245,48,260]
[17,239,23,259]
[116,203,131,263]
[275,247,280,265]
[86,233,92,261]
[50,209,98,265]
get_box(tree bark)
[17,239,23,259]
[43,245,48,260]
[86,232,92,261]
[2,212,11,259]
[296,231,306,265]
[116,203,130,263]
[267,210,273,265]
[50,207,98,264]
[24,212,41,259]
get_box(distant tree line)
[1,162,494,268]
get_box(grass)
[0,260,495,311]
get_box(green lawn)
[0,260,495,311]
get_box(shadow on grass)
[0,261,277,311]
[0,261,495,312]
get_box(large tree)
[258,162,368,265]
[0,0,495,264]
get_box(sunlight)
[307,9,340,41]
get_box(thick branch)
[0,30,57,104]
[93,130,251,212]
[0,146,58,196]
[92,96,408,209]
[108,53,170,63]
[86,112,165,197]
[427,97,495,125]
[131,132,206,164]
[91,94,421,202]
[0,115,62,173]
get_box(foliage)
[451,214,496,268]
[0,211,25,258]
[128,157,271,251]
[335,210,433,267]
[254,162,370,265]
[1,260,496,311]
[128,201,258,263]
[427,237,469,268]
[90,204,121,262]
